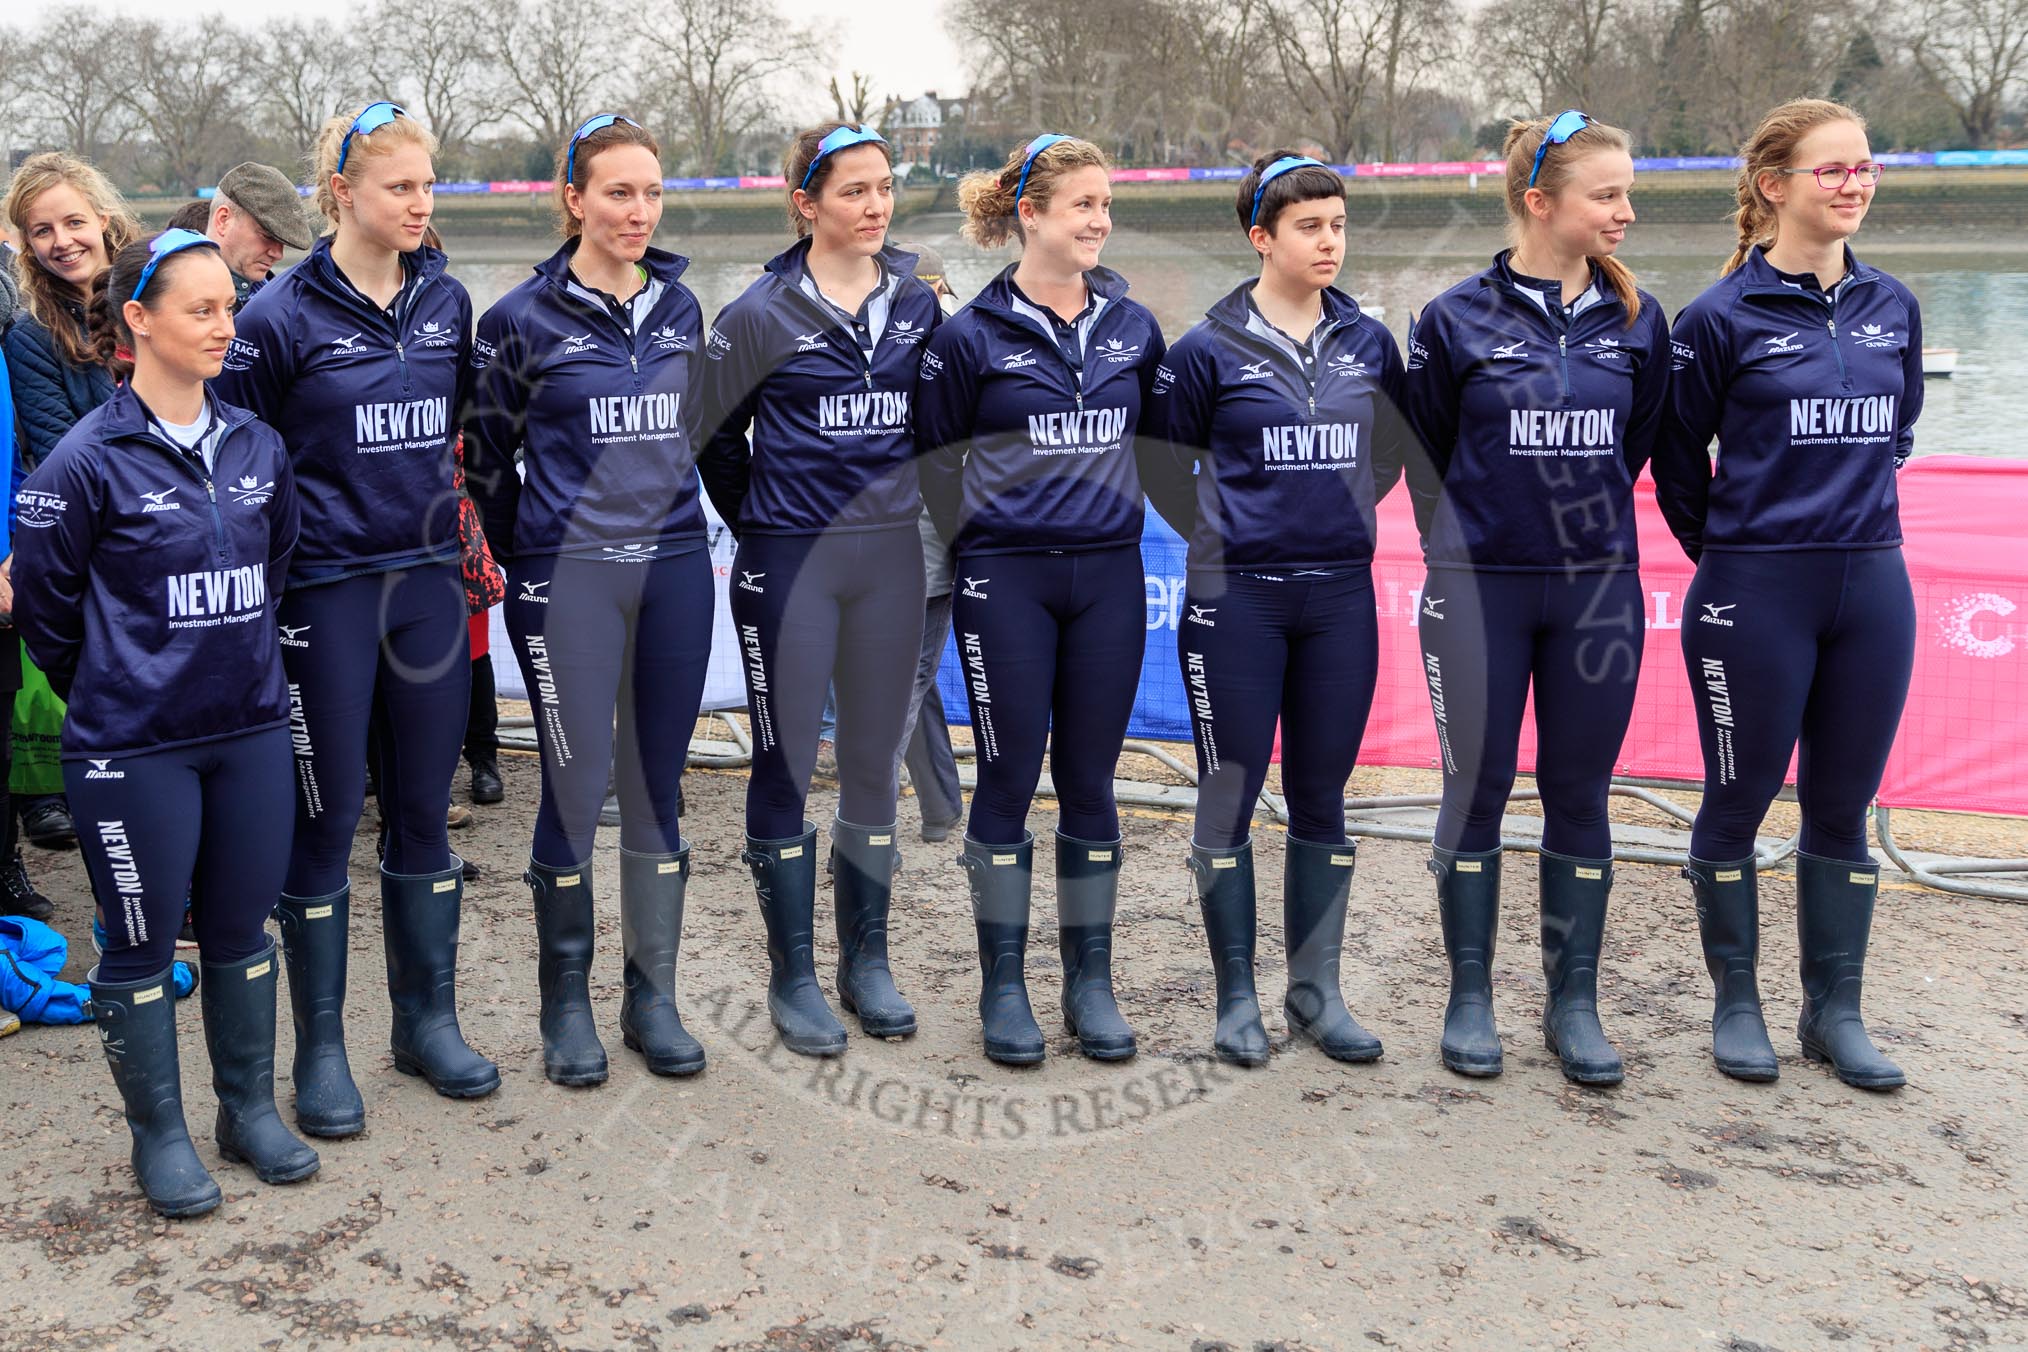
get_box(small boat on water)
[1923,347,1958,378]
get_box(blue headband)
[566,113,644,184]
[1528,109,1592,188]
[336,101,406,175]
[1249,156,1330,227]
[132,229,221,305]
[801,124,887,190]
[1014,133,1073,203]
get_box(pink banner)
[1351,159,1503,178]
[1280,457,2028,817]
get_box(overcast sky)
[88,0,969,116]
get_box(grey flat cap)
[216,162,315,251]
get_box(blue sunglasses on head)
[132,229,221,305]
[1013,133,1074,203]
[801,124,887,190]
[1528,109,1592,188]
[336,101,407,174]
[1249,155,1330,226]
[566,113,644,184]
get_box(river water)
[442,219,2024,459]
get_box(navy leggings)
[1417,567,1645,857]
[504,548,713,864]
[1683,547,1914,863]
[952,544,1146,845]
[280,563,470,893]
[69,728,294,981]
[1180,568,1379,850]
[730,525,925,839]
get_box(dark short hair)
[166,199,212,232]
[1235,149,1345,240]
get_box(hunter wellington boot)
[619,845,706,1075]
[961,833,1044,1065]
[1431,846,1504,1077]
[744,825,848,1056]
[831,818,917,1037]
[382,859,501,1097]
[1537,851,1624,1086]
[1056,832,1137,1061]
[200,943,321,1183]
[1189,839,1268,1066]
[1684,855,1779,1082]
[1794,852,1905,1090]
[90,966,222,1218]
[275,887,366,1136]
[1283,837,1384,1063]
[525,857,608,1086]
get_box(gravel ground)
[3,744,2025,1351]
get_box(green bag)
[11,642,66,798]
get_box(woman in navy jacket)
[1401,112,1668,1085]
[213,102,497,1134]
[14,231,315,1217]
[696,124,943,1057]
[916,134,1167,1065]
[1654,99,1921,1090]
[1144,152,1413,1067]
[465,115,721,1085]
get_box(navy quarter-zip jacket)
[212,237,470,584]
[1142,282,1412,571]
[463,240,717,562]
[696,238,943,536]
[914,264,1168,556]
[13,384,299,757]
[1400,252,1670,571]
[1653,245,1923,560]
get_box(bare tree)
[119,18,254,194]
[1902,0,2028,145]
[830,72,880,125]
[365,0,498,166]
[634,0,822,174]
[947,0,1158,150]
[250,17,370,157]
[19,8,133,157]
[1265,0,1461,161]
[491,0,623,155]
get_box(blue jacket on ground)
[211,237,469,584]
[3,300,116,469]
[464,240,722,562]
[1652,244,1923,560]
[12,384,299,758]
[697,238,943,536]
[1142,282,1411,571]
[1400,252,1670,572]
[915,264,1167,557]
[0,916,91,1024]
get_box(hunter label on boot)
[1716,869,1742,882]
[248,960,271,979]
[1457,860,1482,873]
[992,853,1017,866]
[658,861,681,874]
[134,985,163,1004]
[871,834,892,846]
[433,879,458,893]
[1331,854,1354,866]
[306,904,334,919]
[1089,849,1113,862]
[558,873,581,887]
[1576,866,1604,880]
[1850,871,1872,884]
[1211,855,1238,869]
[782,845,804,859]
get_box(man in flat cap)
[204,162,317,311]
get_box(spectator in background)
[167,165,316,313]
